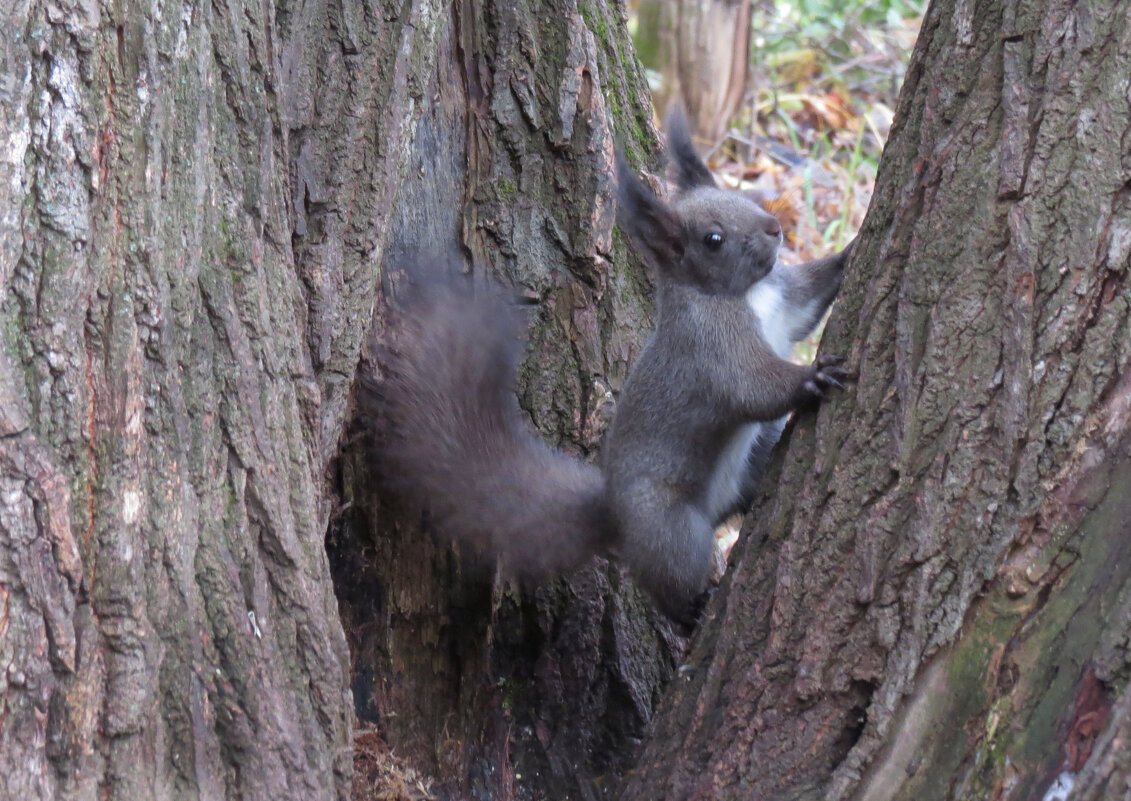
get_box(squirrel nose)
[762,217,782,238]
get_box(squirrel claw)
[806,354,850,397]
[820,374,846,391]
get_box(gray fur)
[380,108,851,623]
[603,107,850,619]
[380,285,613,577]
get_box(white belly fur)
[744,268,792,359]
[703,422,763,521]
[702,268,795,520]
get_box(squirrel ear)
[665,104,716,191]
[616,151,684,264]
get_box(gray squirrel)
[379,108,852,622]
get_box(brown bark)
[9,0,1130,799]
[0,0,458,798]
[620,1,1131,799]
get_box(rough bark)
[0,0,451,798]
[10,0,1129,799]
[2,0,674,796]
[620,1,1131,799]
[634,0,752,140]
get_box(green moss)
[0,296,26,368]
[578,0,613,60]
[577,3,596,34]
[496,176,518,203]
[591,15,609,43]
[576,0,655,163]
[894,455,1131,801]
[606,91,653,166]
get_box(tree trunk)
[8,0,1130,799]
[0,0,670,800]
[635,0,752,141]
[0,0,446,795]
[619,1,1131,799]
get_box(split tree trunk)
[620,1,1131,799]
[6,0,1130,800]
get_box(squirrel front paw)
[803,354,850,397]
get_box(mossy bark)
[10,0,1128,799]
[618,1,1131,799]
[2,0,479,799]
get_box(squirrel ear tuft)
[616,151,684,265]
[665,104,716,191]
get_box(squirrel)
[378,108,853,622]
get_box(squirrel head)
[616,106,782,296]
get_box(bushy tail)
[376,282,612,576]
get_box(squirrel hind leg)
[623,500,716,624]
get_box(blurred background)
[632,0,924,264]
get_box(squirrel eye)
[703,232,724,250]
